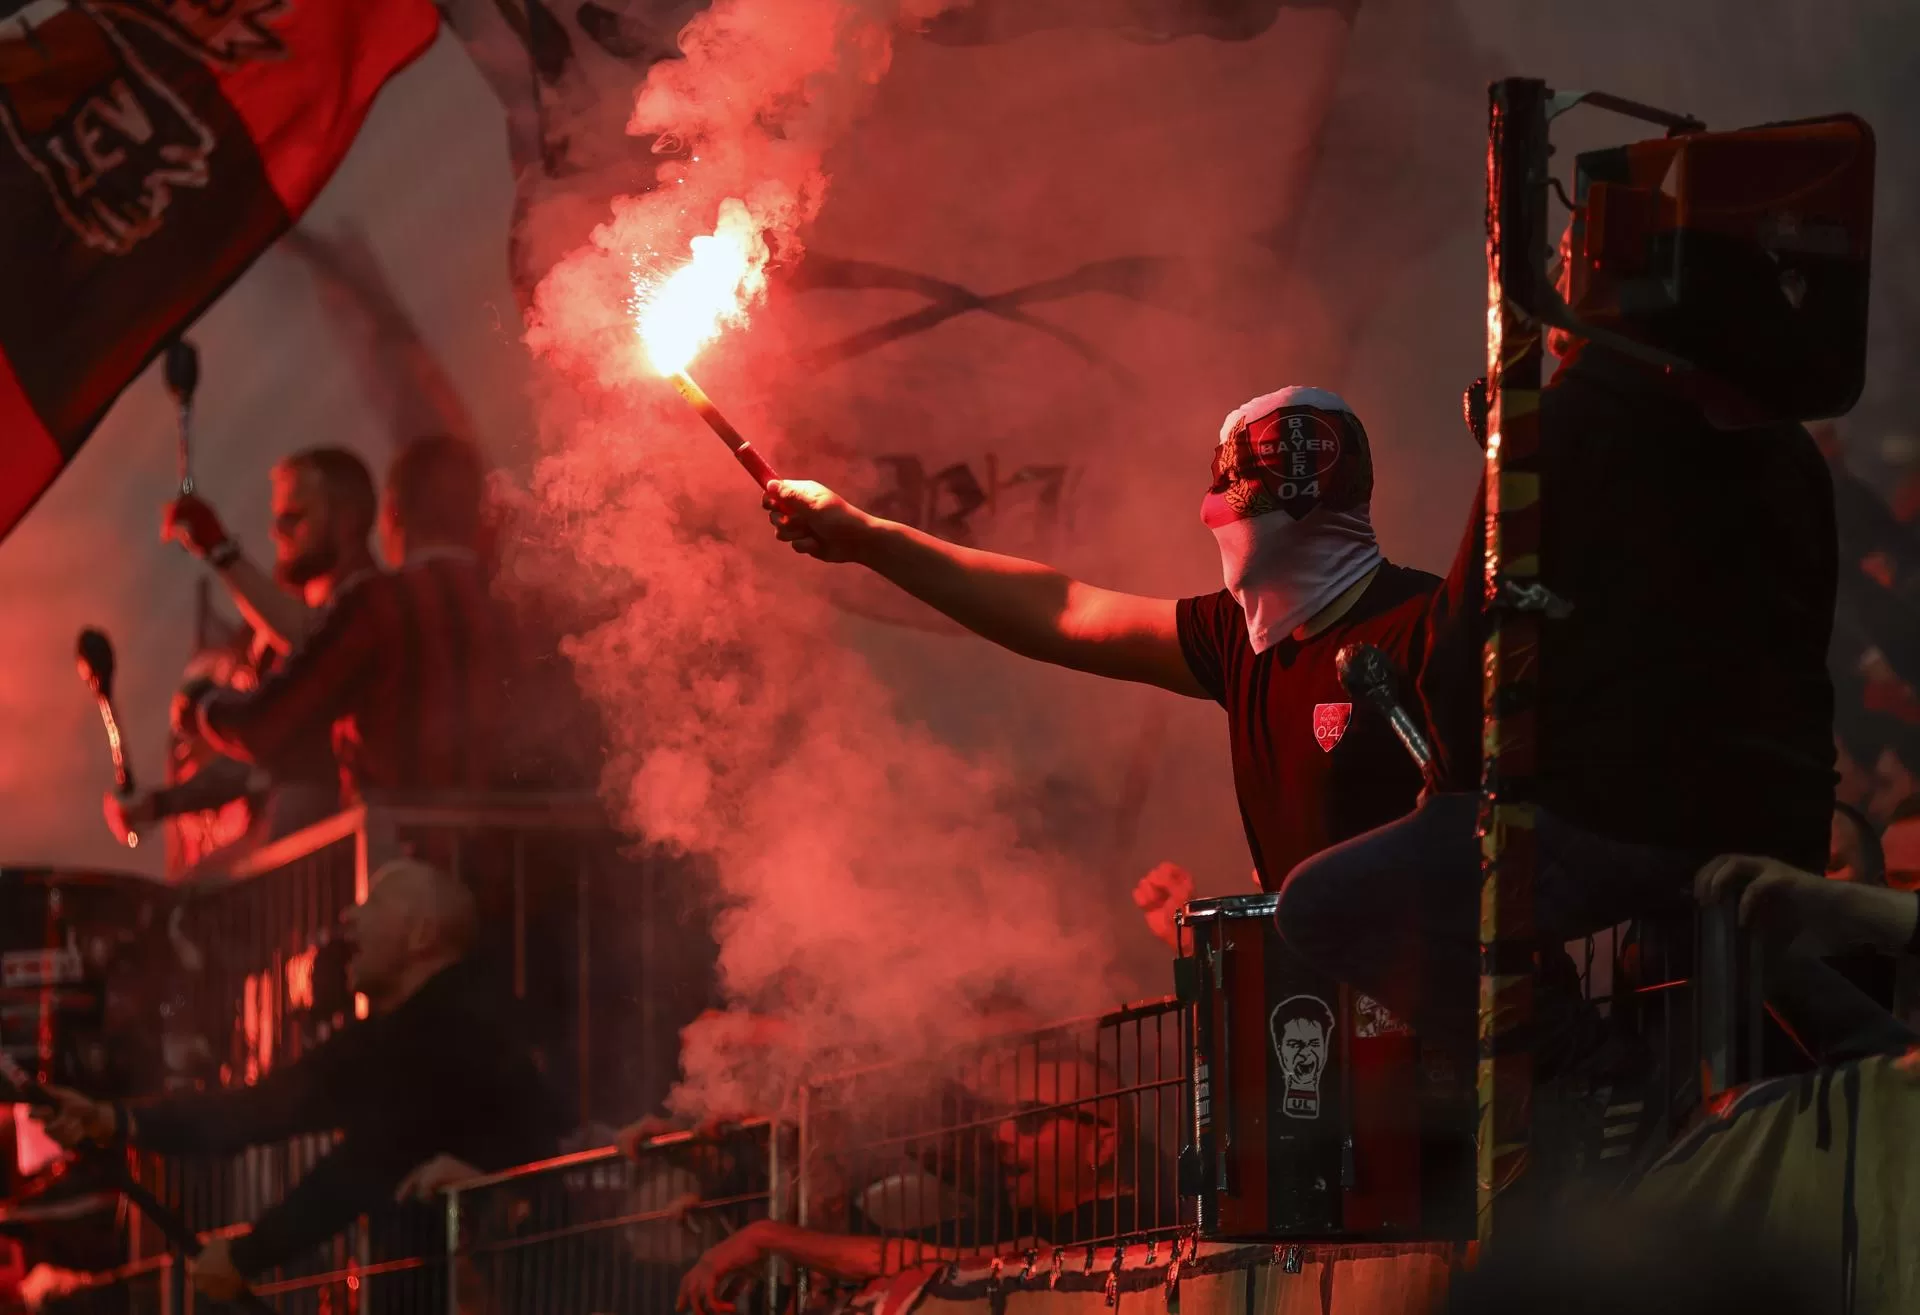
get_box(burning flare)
[636,199,769,376]
[632,198,782,489]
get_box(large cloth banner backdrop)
[0,0,440,540]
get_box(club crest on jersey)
[1312,702,1352,753]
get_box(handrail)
[52,998,1192,1312]
[453,1188,774,1257]
[208,806,367,884]
[250,1253,435,1297]
[206,791,609,885]
[441,1117,777,1194]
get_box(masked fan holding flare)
[764,386,1438,894]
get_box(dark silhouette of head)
[383,434,486,562]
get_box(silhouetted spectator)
[35,859,562,1303]
[113,448,383,858]
[189,436,512,802]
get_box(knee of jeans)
[1275,857,1346,956]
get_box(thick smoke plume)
[527,0,955,387]
[516,0,1124,1119]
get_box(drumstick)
[164,340,199,497]
[76,628,136,798]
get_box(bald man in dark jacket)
[40,860,562,1299]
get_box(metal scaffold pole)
[1476,76,1551,1244]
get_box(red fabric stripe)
[209,0,440,215]
[0,1,438,545]
[0,350,60,539]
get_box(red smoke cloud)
[509,0,1519,1120]
[517,0,1124,1118]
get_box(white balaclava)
[1201,386,1383,653]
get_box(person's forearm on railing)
[752,1222,895,1281]
[1697,855,1920,956]
[679,1220,955,1315]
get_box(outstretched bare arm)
[764,479,1205,698]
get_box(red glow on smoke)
[634,201,768,376]
[515,0,1124,1116]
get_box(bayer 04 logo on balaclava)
[1201,385,1383,654]
[1209,391,1375,523]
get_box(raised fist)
[161,495,230,560]
[1132,861,1196,950]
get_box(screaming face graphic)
[1270,994,1335,1120]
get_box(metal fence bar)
[90,795,627,1309]
[1477,72,1552,1244]
[54,966,1765,1315]
[577,854,592,1131]
[1558,909,1751,1174]
[444,1181,461,1315]
[68,798,1765,1315]
[436,1129,773,1315]
[793,995,1187,1279]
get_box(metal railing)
[39,960,1781,1315]
[35,862,1770,1315]
[38,1118,781,1315]
[1557,909,1763,1180]
[162,793,615,1129]
[28,1252,173,1315]
[428,1000,1191,1315]
[795,996,1190,1273]
[112,793,705,1299]
[43,1218,448,1315]
[444,1124,777,1315]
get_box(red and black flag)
[0,0,439,540]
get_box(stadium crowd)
[15,306,1920,1315]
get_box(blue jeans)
[1277,792,1914,1066]
[1278,793,1695,1057]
